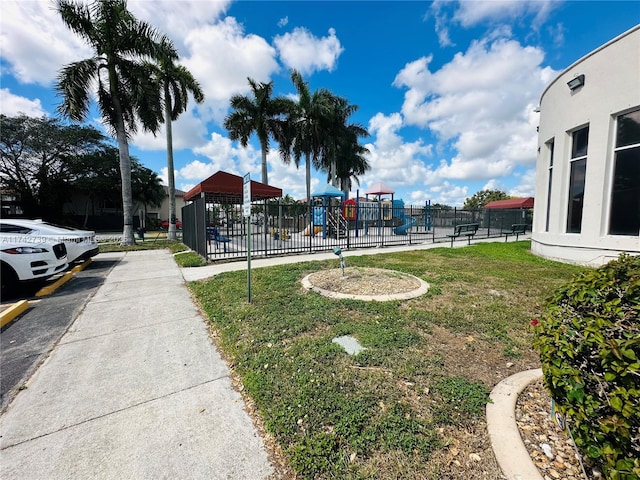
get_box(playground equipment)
[303,206,326,236]
[302,225,323,236]
[270,227,290,240]
[392,199,416,235]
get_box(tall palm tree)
[55,0,176,245]
[319,93,369,191]
[224,78,292,185]
[151,42,204,240]
[334,128,371,197]
[279,70,331,202]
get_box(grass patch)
[189,241,585,479]
[174,250,206,267]
[98,238,188,253]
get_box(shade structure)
[365,182,394,195]
[311,184,345,198]
[183,171,282,203]
[484,197,534,209]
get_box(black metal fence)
[182,199,532,261]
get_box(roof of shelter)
[311,184,345,198]
[365,182,394,195]
[183,171,282,203]
[484,197,534,209]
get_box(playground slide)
[393,217,417,235]
[302,225,323,236]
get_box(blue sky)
[1,1,639,206]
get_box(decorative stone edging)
[300,273,430,301]
[487,368,544,480]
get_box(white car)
[0,219,99,263]
[0,236,68,295]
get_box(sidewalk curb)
[487,368,544,480]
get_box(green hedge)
[534,254,639,480]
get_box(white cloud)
[278,16,289,28]
[454,1,556,28]
[181,16,280,125]
[178,160,218,182]
[393,35,556,182]
[418,181,469,206]
[429,0,559,48]
[190,131,258,176]
[268,160,311,200]
[508,168,536,197]
[0,89,47,117]
[132,111,209,151]
[128,1,230,54]
[0,1,91,86]
[357,113,434,192]
[274,27,344,75]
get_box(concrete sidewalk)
[0,250,273,479]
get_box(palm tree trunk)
[164,85,177,241]
[331,160,337,188]
[261,146,268,185]
[117,128,135,245]
[108,64,135,245]
[305,153,311,202]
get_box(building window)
[567,126,589,233]
[545,139,554,232]
[609,109,640,236]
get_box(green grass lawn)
[188,241,586,479]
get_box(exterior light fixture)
[567,74,585,91]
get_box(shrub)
[534,254,640,479]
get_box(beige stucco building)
[531,25,640,265]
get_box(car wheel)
[1,262,19,298]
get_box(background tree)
[150,41,204,240]
[463,189,511,209]
[430,203,453,210]
[318,93,369,191]
[224,78,292,185]
[132,164,165,230]
[55,0,177,244]
[278,70,330,202]
[67,145,122,226]
[0,115,106,221]
[333,125,370,198]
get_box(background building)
[531,25,640,266]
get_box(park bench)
[447,223,479,247]
[207,227,231,252]
[505,224,527,242]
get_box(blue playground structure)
[392,200,417,235]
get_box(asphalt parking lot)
[0,255,119,412]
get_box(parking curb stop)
[36,271,74,297]
[0,300,30,328]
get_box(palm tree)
[334,128,371,197]
[151,41,204,240]
[55,0,176,245]
[319,93,369,191]
[279,70,331,203]
[224,78,292,185]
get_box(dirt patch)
[307,267,422,296]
